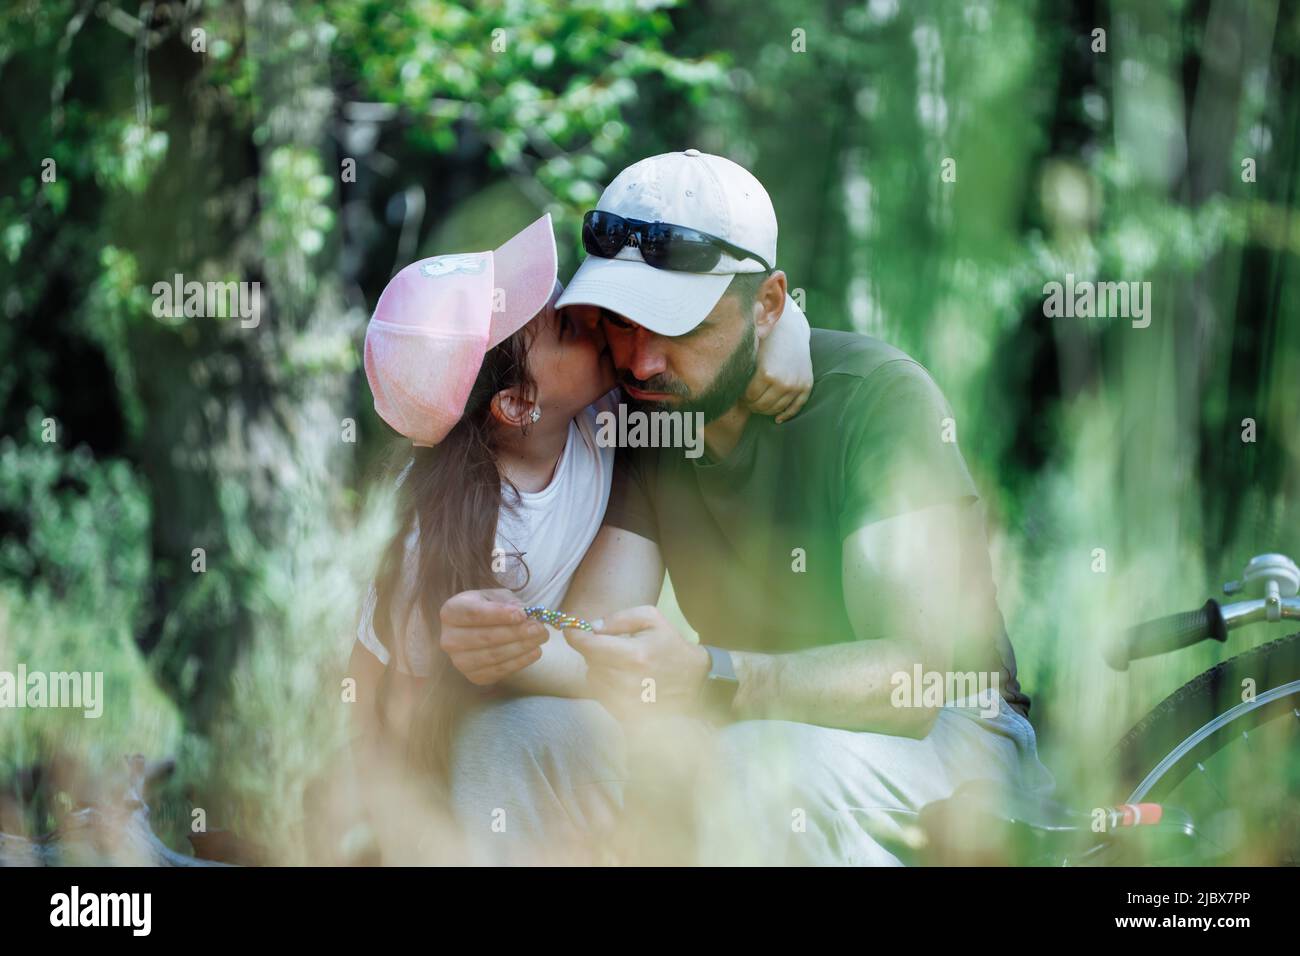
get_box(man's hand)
[438,589,548,685]
[564,606,710,719]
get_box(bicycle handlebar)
[1105,599,1227,671]
[1106,596,1300,670]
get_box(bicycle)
[889,552,1300,866]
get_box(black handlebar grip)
[1106,599,1228,671]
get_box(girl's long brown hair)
[370,324,536,798]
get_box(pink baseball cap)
[364,213,558,446]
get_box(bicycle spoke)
[1162,764,1226,863]
[1193,760,1232,809]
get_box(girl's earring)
[529,407,541,424]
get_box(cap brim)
[555,256,734,336]
[488,213,558,348]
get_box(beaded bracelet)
[523,605,595,632]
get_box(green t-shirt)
[604,328,1030,717]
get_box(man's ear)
[489,388,534,428]
[754,270,788,341]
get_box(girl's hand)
[745,298,812,423]
[439,589,548,685]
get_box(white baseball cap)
[556,149,801,336]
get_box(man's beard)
[621,319,757,424]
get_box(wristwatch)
[700,644,739,716]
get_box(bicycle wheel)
[1109,630,1300,864]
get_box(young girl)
[349,213,810,811]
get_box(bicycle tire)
[1110,630,1300,802]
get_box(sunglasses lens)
[642,224,722,272]
[582,211,628,258]
[580,212,743,273]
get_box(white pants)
[447,693,1055,865]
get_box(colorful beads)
[523,605,594,631]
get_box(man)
[439,149,1053,865]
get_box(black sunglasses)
[581,210,773,274]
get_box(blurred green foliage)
[1,0,1298,861]
[0,412,149,627]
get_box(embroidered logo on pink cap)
[363,213,557,447]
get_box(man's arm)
[565,502,965,733]
[729,501,961,736]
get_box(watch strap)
[700,644,739,714]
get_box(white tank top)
[355,392,617,677]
